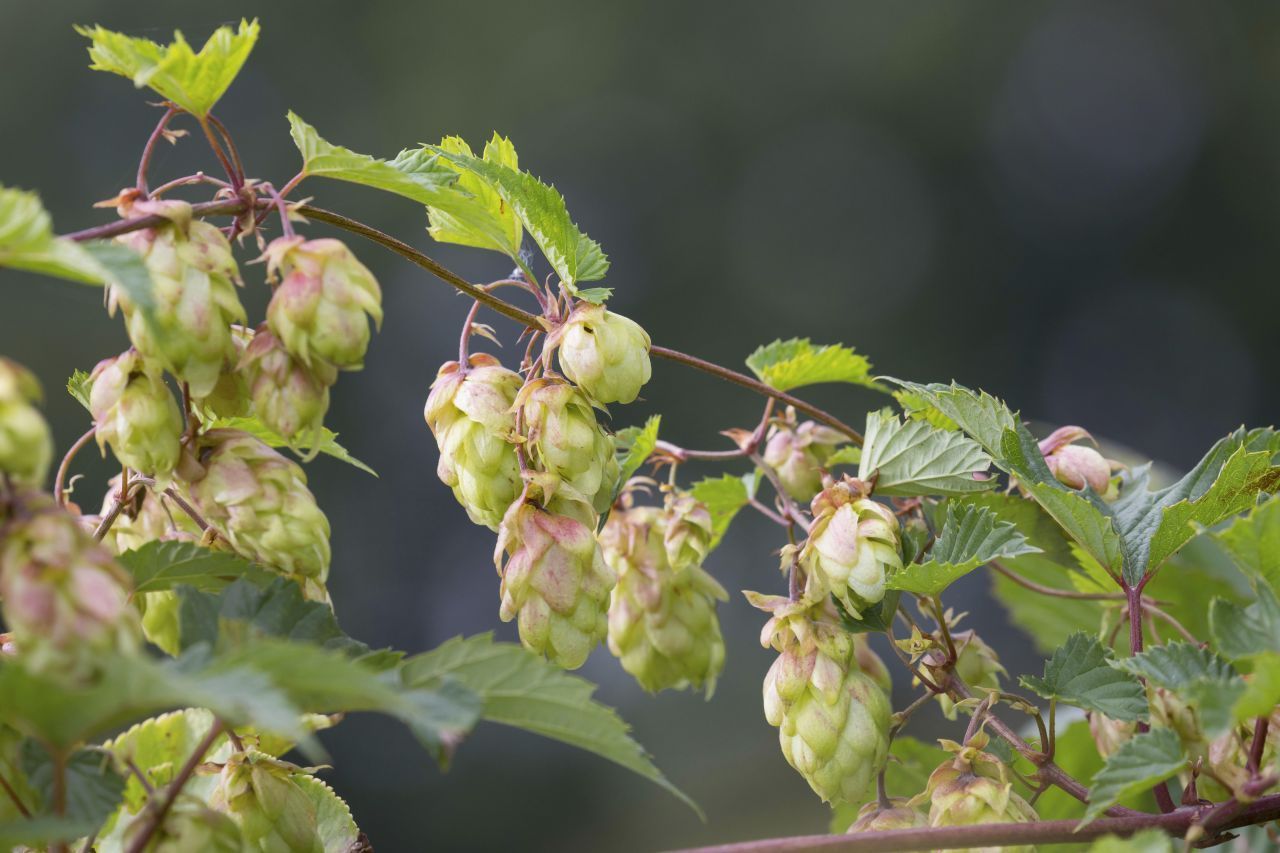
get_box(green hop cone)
[552,303,652,405]
[0,492,141,677]
[197,326,252,421]
[517,377,619,513]
[240,325,336,450]
[911,731,1038,849]
[933,631,1006,720]
[123,796,244,853]
[1088,712,1136,760]
[0,358,53,487]
[662,490,714,570]
[762,408,848,503]
[112,198,246,398]
[749,593,891,806]
[600,505,728,696]
[495,493,615,669]
[847,798,927,833]
[424,354,523,531]
[187,429,331,600]
[89,350,183,479]
[209,751,324,853]
[799,479,902,617]
[263,236,383,370]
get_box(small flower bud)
[0,358,53,487]
[1038,426,1119,497]
[912,732,1038,841]
[800,479,903,617]
[553,303,652,404]
[847,798,927,833]
[240,325,336,448]
[89,350,183,479]
[763,410,848,502]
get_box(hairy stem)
[125,719,225,853]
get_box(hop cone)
[601,505,728,695]
[1206,707,1280,799]
[662,490,714,570]
[1036,426,1119,499]
[113,199,246,398]
[553,303,652,404]
[762,410,847,503]
[495,495,615,669]
[89,350,183,479]
[198,326,252,421]
[800,479,902,617]
[263,236,383,370]
[209,751,324,853]
[1088,712,1136,760]
[517,377,618,513]
[0,492,140,676]
[912,732,1038,850]
[0,358,53,487]
[241,325,336,449]
[935,631,1006,720]
[123,797,244,853]
[188,429,330,599]
[847,798,927,833]
[424,354,522,530]
[750,594,891,805]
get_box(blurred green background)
[3,2,1279,850]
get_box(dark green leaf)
[1084,728,1184,824]
[1111,643,1244,736]
[858,409,992,497]
[1020,633,1147,722]
[21,742,124,828]
[117,541,274,594]
[745,338,882,393]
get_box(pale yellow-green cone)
[187,430,330,594]
[552,303,652,404]
[88,350,183,480]
[240,325,336,450]
[0,492,141,678]
[601,506,728,696]
[121,795,244,853]
[762,409,848,503]
[112,198,246,398]
[847,798,927,833]
[800,479,902,617]
[517,377,618,513]
[1088,712,1136,760]
[197,326,252,421]
[749,594,891,806]
[934,631,1006,720]
[495,495,615,669]
[208,751,324,853]
[263,236,383,371]
[424,354,522,530]
[911,732,1038,851]
[0,357,53,487]
[661,490,714,570]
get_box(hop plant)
[208,751,325,853]
[1037,426,1120,499]
[121,796,244,853]
[89,350,184,479]
[0,357,53,487]
[762,409,847,502]
[263,236,383,370]
[1206,708,1280,798]
[600,504,728,695]
[424,354,523,531]
[187,429,331,600]
[197,326,252,421]
[662,490,715,570]
[1088,712,1136,760]
[847,798,928,833]
[495,493,616,669]
[799,479,902,617]
[112,198,247,398]
[749,594,891,806]
[517,377,619,513]
[240,325,336,449]
[912,731,1038,849]
[933,631,1006,720]
[551,303,652,404]
[0,492,140,676]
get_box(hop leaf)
[1083,728,1184,824]
[746,338,882,392]
[1020,633,1148,722]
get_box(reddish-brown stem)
[207,114,245,186]
[0,766,30,818]
[54,425,96,506]
[748,497,789,528]
[197,116,240,190]
[163,487,211,532]
[1248,717,1270,777]
[94,477,143,541]
[125,719,225,853]
[458,299,483,365]
[989,560,1128,601]
[136,106,177,196]
[1126,583,1177,813]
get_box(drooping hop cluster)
[240,325,336,449]
[749,594,891,805]
[762,408,847,502]
[800,478,903,617]
[931,631,1006,720]
[551,303,652,405]
[208,751,326,853]
[424,354,523,530]
[600,497,728,696]
[911,732,1038,847]
[847,798,927,833]
[187,429,331,601]
[0,358,53,487]
[89,349,184,480]
[495,495,616,669]
[0,492,140,676]
[1037,425,1121,499]
[517,377,620,513]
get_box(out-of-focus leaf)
[1083,728,1184,824]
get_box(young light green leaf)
[1216,496,1280,591]
[745,338,882,393]
[104,709,229,812]
[117,541,275,594]
[614,415,660,486]
[0,185,111,285]
[893,387,959,431]
[833,590,899,634]
[857,409,992,497]
[1110,642,1244,736]
[882,379,1017,457]
[1019,633,1147,722]
[886,502,1039,596]
[426,134,523,257]
[1208,584,1280,660]
[401,633,700,817]
[1233,652,1280,720]
[206,415,376,476]
[689,472,756,548]
[1083,728,1184,824]
[824,445,861,467]
[77,20,259,118]
[67,369,93,412]
[21,742,124,828]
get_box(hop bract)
[601,505,727,696]
[553,303,652,404]
[209,751,325,853]
[800,479,902,617]
[762,410,847,502]
[188,429,331,600]
[113,199,246,398]
[0,357,53,487]
[264,236,383,371]
[517,377,619,513]
[661,490,714,570]
[89,350,183,479]
[424,354,522,531]
[241,325,336,450]
[495,496,615,669]
[911,732,1038,850]
[847,798,927,833]
[750,594,891,806]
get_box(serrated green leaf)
[104,709,227,812]
[207,415,376,476]
[883,379,1017,458]
[1083,728,1184,824]
[893,388,959,431]
[1209,585,1280,660]
[614,416,660,486]
[689,473,756,549]
[294,774,360,852]
[574,287,613,304]
[401,633,700,817]
[1111,642,1244,736]
[745,338,882,393]
[21,741,124,829]
[67,369,93,412]
[1020,633,1147,722]
[117,541,275,594]
[77,20,258,118]
[426,134,523,257]
[430,146,608,290]
[1215,495,1280,592]
[857,409,992,497]
[887,502,1039,596]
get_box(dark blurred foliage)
[2,2,1279,850]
